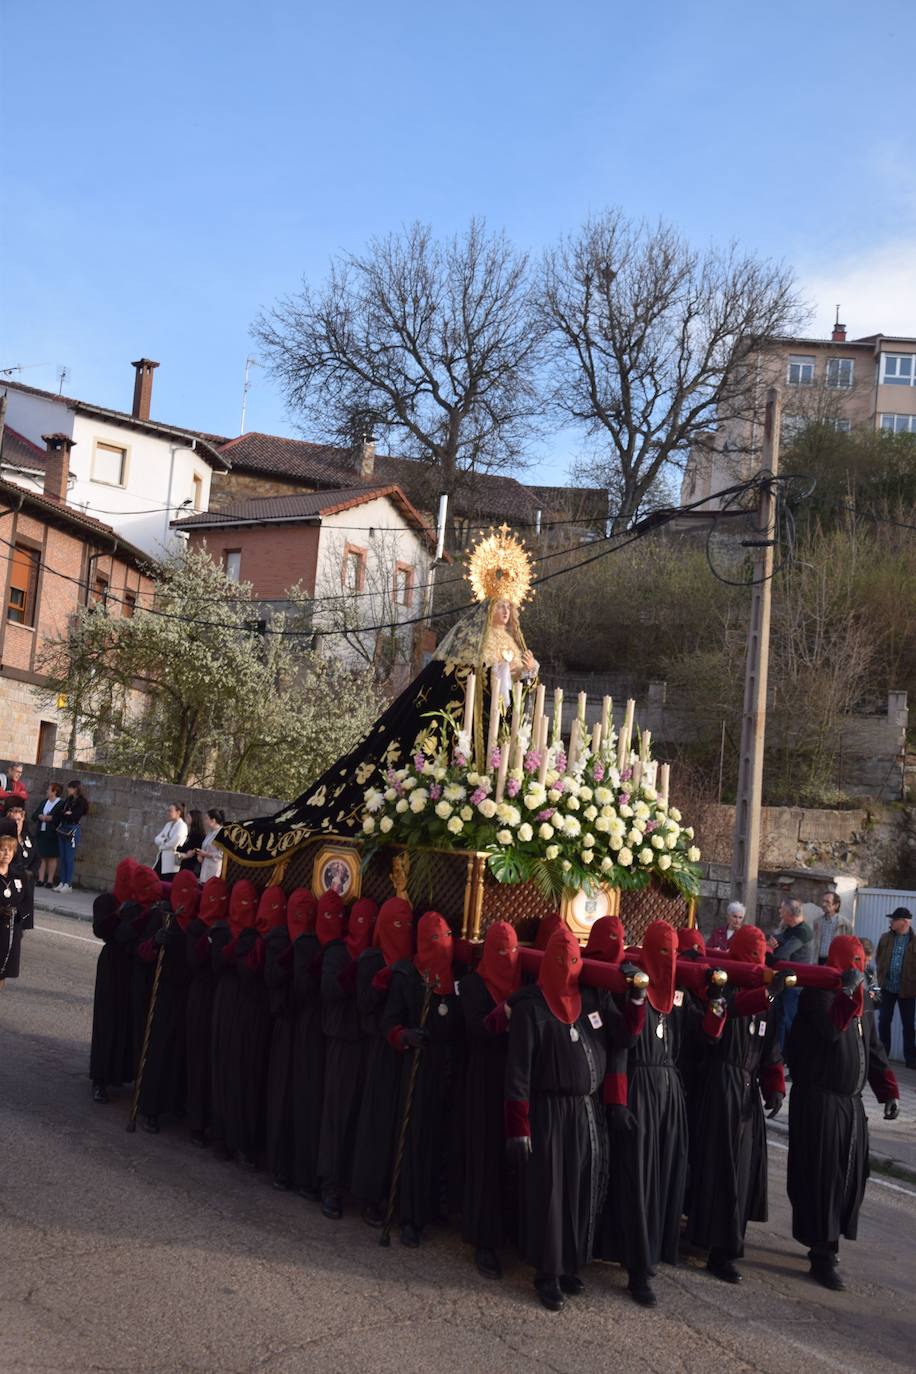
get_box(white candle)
[601,695,612,745]
[617,698,635,769]
[658,763,670,807]
[486,669,500,762]
[577,690,587,724]
[632,759,643,789]
[534,683,546,729]
[591,722,602,758]
[463,671,476,737]
[537,716,550,785]
[552,688,564,745]
[640,729,652,764]
[568,718,580,770]
[495,746,509,803]
[508,681,522,763]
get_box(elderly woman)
[707,901,746,953]
[0,821,26,988]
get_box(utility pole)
[731,387,781,916]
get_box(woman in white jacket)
[196,808,225,883]
[153,803,188,877]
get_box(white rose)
[628,828,643,847]
[582,832,595,848]
[396,799,409,814]
[547,788,562,804]
[600,856,613,872]
[447,816,464,835]
[582,849,594,864]
[518,822,533,842]
[595,816,611,833]
[610,832,624,851]
[584,805,598,821]
[460,805,473,822]
[434,800,453,819]
[497,829,513,845]
[403,776,417,791]
[670,807,682,822]
[496,803,521,827]
[685,826,695,840]
[467,772,481,786]
[384,787,397,802]
[539,822,555,840]
[642,785,657,801]
[561,859,572,872]
[688,845,701,863]
[362,816,376,834]
[567,796,580,812]
[618,846,633,867]
[658,853,672,871]
[545,844,560,860]
[524,783,547,810]
[578,786,593,802]
[639,847,653,865]
[478,798,497,819]
[651,833,666,850]
[379,816,394,834]
[364,787,384,813]
[433,765,447,781]
[619,803,634,818]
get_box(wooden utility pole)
[731,387,781,915]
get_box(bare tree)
[539,210,805,528]
[255,220,542,531]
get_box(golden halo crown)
[467,524,534,607]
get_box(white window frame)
[879,413,916,434]
[825,357,854,389]
[827,417,852,433]
[91,439,130,487]
[880,353,916,386]
[224,549,242,582]
[787,355,815,386]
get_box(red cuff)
[869,1067,900,1104]
[602,1071,628,1106]
[372,965,394,992]
[760,1062,785,1097]
[732,986,770,1018]
[702,1002,727,1039]
[829,990,858,1031]
[386,1024,407,1052]
[623,999,646,1037]
[505,1099,530,1138]
[483,1002,509,1035]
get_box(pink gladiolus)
[470,787,487,805]
[506,777,521,798]
[489,747,501,770]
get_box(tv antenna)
[240,356,261,435]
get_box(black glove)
[764,1092,784,1118]
[884,1100,899,1121]
[400,1028,428,1050]
[506,1136,532,1164]
[620,962,646,1003]
[768,971,790,998]
[867,984,882,1006]
[153,926,170,947]
[606,1105,638,1135]
[840,967,865,997]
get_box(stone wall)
[18,764,283,891]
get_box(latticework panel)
[479,872,557,943]
[619,883,694,946]
[223,836,335,897]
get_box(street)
[1,913,914,1374]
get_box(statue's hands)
[521,650,536,674]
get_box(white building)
[0,360,228,560]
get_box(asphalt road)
[2,913,914,1374]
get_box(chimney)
[831,322,847,343]
[42,432,75,502]
[359,435,376,480]
[131,357,159,420]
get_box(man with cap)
[876,907,916,1069]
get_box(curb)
[768,1115,916,1188]
[34,900,97,925]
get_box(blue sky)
[3,0,914,483]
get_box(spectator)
[707,900,745,953]
[768,898,814,1047]
[0,763,28,805]
[32,783,63,888]
[6,796,38,929]
[876,908,916,1069]
[196,808,225,883]
[178,808,206,875]
[860,938,880,1007]
[153,802,188,877]
[53,780,89,893]
[812,891,853,966]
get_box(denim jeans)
[57,824,80,885]
[878,991,915,1065]
[780,987,800,1050]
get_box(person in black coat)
[185,876,227,1146]
[126,864,168,1078]
[32,783,63,888]
[209,878,258,1159]
[134,869,198,1133]
[287,889,324,1200]
[264,903,296,1189]
[785,934,900,1290]
[89,858,138,1102]
[0,823,26,987]
[316,895,377,1219]
[6,797,39,931]
[231,885,284,1167]
[351,896,415,1226]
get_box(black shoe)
[362,1204,384,1229]
[189,1130,207,1148]
[92,1084,109,1104]
[535,1276,564,1312]
[559,1273,584,1295]
[143,1115,159,1135]
[321,1194,342,1220]
[707,1256,742,1284]
[810,1260,845,1291]
[400,1223,421,1248]
[627,1270,657,1307]
[475,1247,502,1280]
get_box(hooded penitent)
[228,879,258,936]
[642,920,678,1015]
[534,911,563,951]
[538,926,583,1024]
[287,889,317,941]
[255,885,287,937]
[346,897,378,960]
[827,933,866,1016]
[729,924,768,966]
[316,890,344,948]
[113,858,138,905]
[132,865,163,908]
[199,877,228,927]
[170,870,200,931]
[415,911,454,995]
[584,915,626,965]
[373,897,414,966]
[677,927,706,958]
[477,920,521,1005]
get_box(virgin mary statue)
[218,528,539,866]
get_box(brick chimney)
[131,357,159,420]
[42,432,75,502]
[359,436,376,480]
[831,321,847,343]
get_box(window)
[123,592,136,618]
[880,413,916,434]
[342,544,367,592]
[828,417,852,433]
[7,545,39,625]
[224,550,242,582]
[92,441,128,486]
[91,575,109,608]
[781,414,807,444]
[787,355,815,386]
[880,353,916,386]
[191,474,204,511]
[826,358,854,388]
[394,562,414,608]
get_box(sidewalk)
[34,885,99,924]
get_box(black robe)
[12,829,39,930]
[785,989,894,1248]
[317,938,364,1196]
[128,903,167,1075]
[0,871,25,980]
[136,917,189,1120]
[599,1002,689,1273]
[686,997,782,1256]
[506,985,633,1279]
[458,971,515,1252]
[185,917,215,1137]
[231,930,271,1161]
[380,961,463,1232]
[208,922,240,1151]
[264,926,296,1184]
[291,932,325,1194]
[89,899,135,1087]
[351,949,401,1210]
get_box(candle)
[591,722,602,758]
[577,690,587,724]
[511,733,524,773]
[568,718,580,770]
[486,669,500,763]
[658,763,670,807]
[537,717,550,785]
[552,687,564,745]
[601,695,612,745]
[463,671,476,737]
[495,746,509,803]
[508,681,522,763]
[534,683,546,729]
[640,729,652,764]
[617,698,635,769]
[632,758,643,789]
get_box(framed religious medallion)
[561,883,621,943]
[311,843,361,901]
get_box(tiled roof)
[0,476,151,570]
[0,426,47,472]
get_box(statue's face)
[492,599,511,627]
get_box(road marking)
[33,924,100,946]
[769,1135,916,1195]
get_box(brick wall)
[209,471,312,509]
[186,525,321,600]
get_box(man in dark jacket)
[876,907,916,1069]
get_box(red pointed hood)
[287,889,317,940]
[228,880,258,936]
[584,915,625,964]
[170,870,200,931]
[199,877,228,927]
[114,858,138,905]
[132,865,163,908]
[677,927,706,958]
[316,890,344,947]
[346,898,378,959]
[538,926,583,1024]
[255,885,287,936]
[730,924,767,966]
[642,920,677,1015]
[828,934,866,1015]
[374,898,414,966]
[535,911,563,950]
[415,911,454,995]
[478,920,520,1005]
